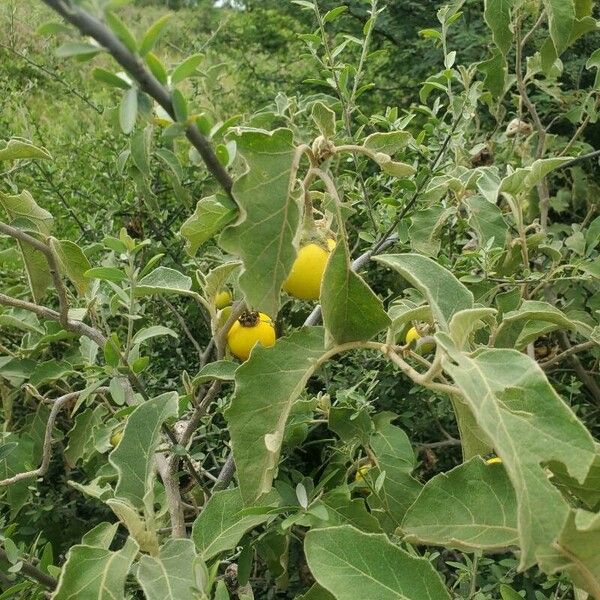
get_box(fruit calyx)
[238,310,261,327]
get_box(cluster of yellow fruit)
[223,238,336,361]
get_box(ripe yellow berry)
[227,311,276,361]
[405,326,421,345]
[283,241,336,301]
[215,290,232,309]
[486,456,503,465]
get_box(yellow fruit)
[283,241,336,301]
[215,290,232,309]
[110,429,123,447]
[486,456,503,465]
[227,311,276,361]
[405,326,421,345]
[354,464,372,486]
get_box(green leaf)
[304,525,451,599]
[539,509,600,595]
[220,128,300,317]
[297,585,336,600]
[109,392,178,510]
[132,326,178,345]
[105,10,138,53]
[30,359,75,386]
[363,131,412,156]
[542,0,576,56]
[82,522,119,549]
[135,267,193,297]
[146,52,168,86]
[130,127,152,178]
[402,456,518,550]
[53,538,138,600]
[136,539,206,599]
[92,68,131,90]
[225,328,327,504]
[499,158,572,197]
[478,50,507,97]
[0,139,51,162]
[139,14,172,56]
[308,487,382,533]
[65,406,107,468]
[0,189,53,232]
[311,101,336,137]
[171,89,188,122]
[321,241,390,344]
[0,434,34,517]
[436,333,595,568]
[193,360,237,385]
[408,206,456,257]
[464,195,508,249]
[191,488,278,560]
[375,254,473,331]
[56,42,103,59]
[495,300,592,349]
[49,238,91,295]
[180,194,238,256]
[120,87,138,134]
[484,0,515,56]
[85,267,126,283]
[171,53,204,84]
[449,307,497,351]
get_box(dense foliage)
[1,0,600,598]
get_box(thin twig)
[540,341,597,369]
[0,221,70,326]
[0,547,57,590]
[162,297,204,365]
[0,41,102,114]
[41,0,234,198]
[0,388,109,487]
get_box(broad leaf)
[437,333,595,568]
[539,509,600,596]
[494,300,592,348]
[363,131,412,155]
[132,325,179,345]
[135,267,193,297]
[220,128,300,316]
[408,206,456,257]
[0,190,54,301]
[193,360,237,385]
[402,457,519,551]
[192,488,279,560]
[49,238,91,295]
[180,194,237,256]
[375,254,473,331]
[321,241,390,344]
[304,525,451,599]
[308,487,382,533]
[499,158,573,197]
[465,195,508,249]
[109,392,178,510]
[52,538,138,600]
[542,0,576,55]
[136,539,205,599]
[225,327,326,503]
[484,0,514,55]
[0,138,51,162]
